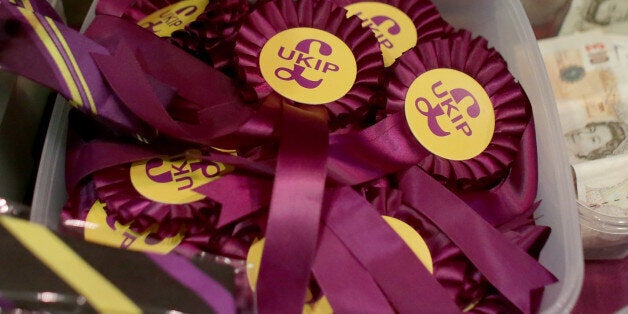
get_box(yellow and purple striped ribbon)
[12,4,96,114]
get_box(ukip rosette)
[99,0,209,36]
[59,113,260,258]
[169,0,253,75]
[386,30,532,190]
[61,180,261,259]
[234,0,385,131]
[360,179,552,312]
[99,0,253,75]
[330,0,451,67]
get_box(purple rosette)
[103,0,253,75]
[362,180,551,313]
[235,0,386,131]
[91,162,219,239]
[169,0,253,75]
[332,0,452,45]
[60,112,262,258]
[61,158,262,259]
[386,29,532,190]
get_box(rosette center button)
[260,27,357,105]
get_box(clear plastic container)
[520,0,573,38]
[31,0,584,312]
[578,201,628,260]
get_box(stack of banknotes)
[538,0,628,223]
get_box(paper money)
[538,31,628,165]
[573,154,628,217]
[539,30,628,216]
[559,0,628,35]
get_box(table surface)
[573,257,628,314]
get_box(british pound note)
[538,31,628,165]
[560,0,628,35]
[573,154,628,217]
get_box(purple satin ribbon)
[312,225,395,314]
[10,0,63,21]
[459,120,539,226]
[95,0,136,17]
[87,15,256,139]
[398,167,556,313]
[256,104,329,313]
[194,173,273,228]
[92,42,203,143]
[147,254,237,314]
[323,187,461,313]
[327,112,430,185]
[65,138,162,194]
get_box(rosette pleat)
[386,29,531,189]
[62,164,262,259]
[91,164,219,238]
[169,0,252,74]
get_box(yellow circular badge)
[259,27,357,105]
[404,68,495,161]
[344,2,417,67]
[382,216,433,273]
[84,201,183,254]
[137,0,209,37]
[130,149,232,205]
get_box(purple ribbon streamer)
[459,120,539,226]
[327,112,430,185]
[312,225,395,314]
[64,137,163,194]
[10,0,63,22]
[85,15,255,142]
[147,254,236,314]
[323,187,461,313]
[95,0,136,17]
[194,173,273,228]
[398,167,556,313]
[256,104,329,313]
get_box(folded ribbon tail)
[399,167,557,313]
[313,225,395,314]
[64,136,165,194]
[0,3,106,114]
[86,15,258,144]
[0,4,157,139]
[323,187,461,313]
[460,120,540,226]
[327,112,429,185]
[95,0,136,17]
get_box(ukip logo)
[144,154,222,191]
[414,81,481,138]
[274,39,341,89]
[259,27,357,105]
[137,0,209,37]
[344,2,418,67]
[130,150,232,205]
[404,68,495,161]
